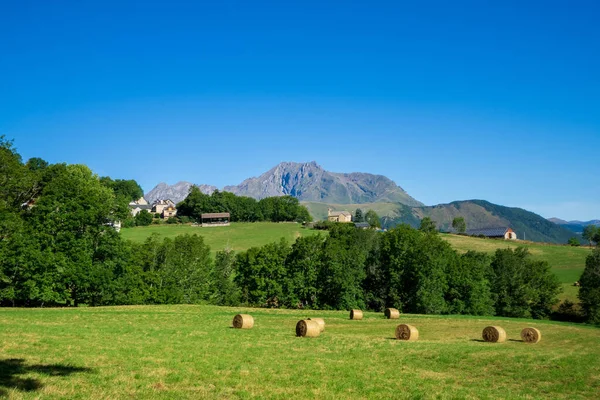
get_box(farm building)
[128,197,152,216]
[328,209,352,223]
[201,212,230,227]
[466,227,517,240]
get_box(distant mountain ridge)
[145,161,423,206]
[145,182,217,204]
[379,200,578,244]
[548,218,600,234]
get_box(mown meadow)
[1,305,599,399]
[120,222,322,255]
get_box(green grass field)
[1,305,599,399]
[441,234,592,302]
[120,222,323,254]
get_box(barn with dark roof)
[466,227,517,240]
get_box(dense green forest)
[2,136,599,323]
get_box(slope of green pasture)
[442,234,591,302]
[120,222,322,253]
[0,305,599,399]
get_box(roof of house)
[354,222,371,228]
[329,211,351,217]
[466,227,510,237]
[201,212,230,218]
[130,204,152,210]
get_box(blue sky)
[1,1,598,220]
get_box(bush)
[166,217,179,224]
[551,300,584,323]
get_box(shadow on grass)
[470,339,486,342]
[0,358,93,396]
[508,339,524,343]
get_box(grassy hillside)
[441,234,591,302]
[120,222,322,253]
[1,305,599,399]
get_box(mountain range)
[144,161,587,244]
[145,161,422,206]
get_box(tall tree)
[354,208,364,223]
[452,217,467,234]
[578,248,600,324]
[419,217,437,233]
[583,225,599,247]
[365,210,381,228]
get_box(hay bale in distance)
[308,318,325,332]
[521,327,542,343]
[350,309,363,320]
[385,308,400,319]
[232,314,254,329]
[296,320,321,337]
[482,326,506,343]
[395,324,419,341]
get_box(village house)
[328,209,352,223]
[128,197,152,216]
[152,199,176,217]
[466,227,517,240]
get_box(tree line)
[177,186,312,223]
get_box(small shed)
[201,212,230,227]
[466,227,517,240]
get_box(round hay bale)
[521,327,542,343]
[395,324,419,341]
[308,318,325,332]
[296,320,321,337]
[232,314,254,329]
[384,308,400,319]
[349,309,363,320]
[482,326,506,343]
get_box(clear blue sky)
[1,1,598,220]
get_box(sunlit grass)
[1,305,599,399]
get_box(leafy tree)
[452,217,466,234]
[235,239,290,306]
[490,248,561,319]
[354,208,364,223]
[578,248,600,324]
[445,251,494,315]
[364,210,381,228]
[318,225,377,310]
[283,235,324,308]
[379,225,451,314]
[135,210,153,226]
[419,217,437,233]
[582,225,598,247]
[568,237,581,246]
[211,249,240,306]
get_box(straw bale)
[232,314,254,329]
[385,308,400,319]
[482,326,506,343]
[395,324,419,341]
[308,318,325,332]
[521,327,541,343]
[296,319,321,337]
[350,309,363,320]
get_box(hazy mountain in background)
[548,218,600,234]
[145,181,217,204]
